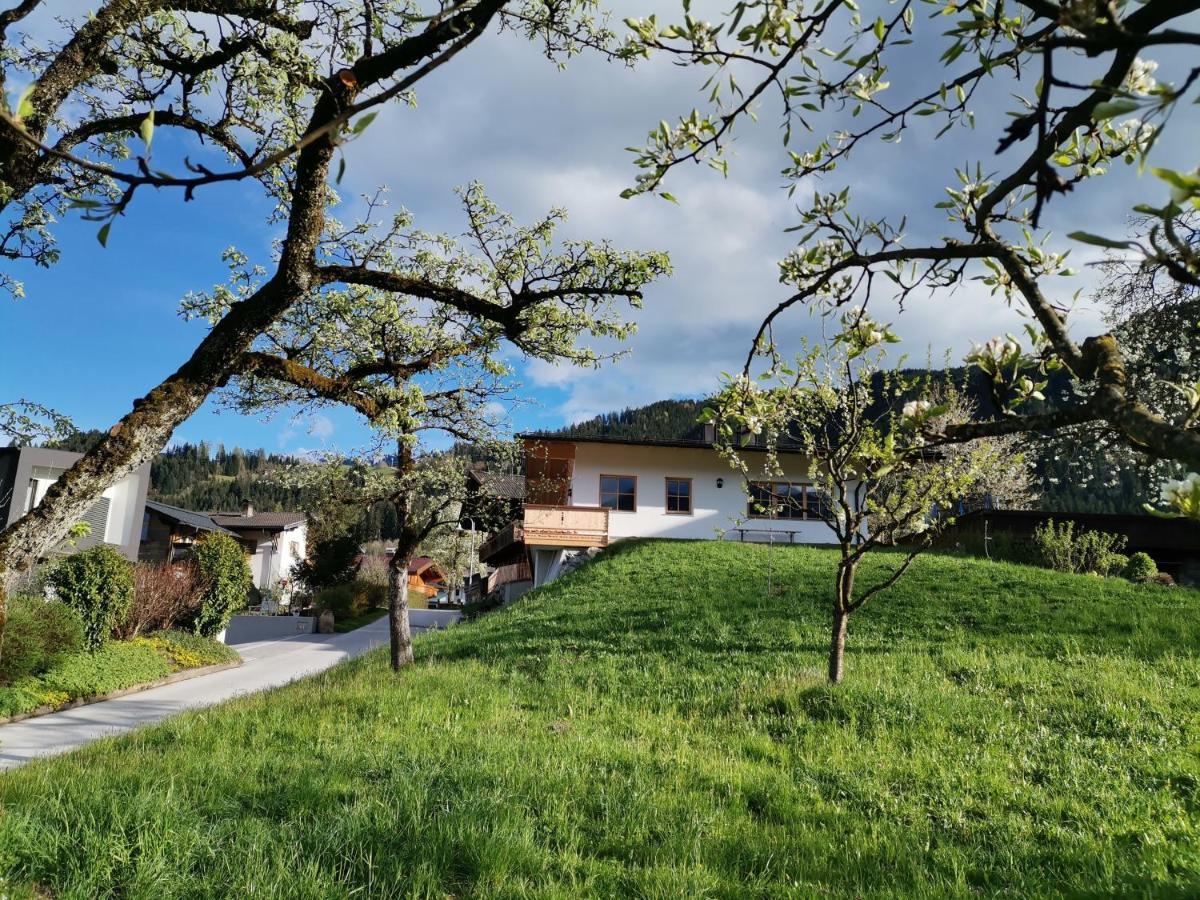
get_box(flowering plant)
[1147,472,1200,520]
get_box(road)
[0,617,403,770]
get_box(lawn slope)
[1,540,1199,898]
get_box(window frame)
[599,473,638,513]
[746,481,828,521]
[664,477,693,516]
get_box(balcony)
[523,504,609,548]
[478,505,609,563]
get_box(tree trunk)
[386,432,417,672]
[387,553,414,671]
[828,558,856,684]
[828,608,849,684]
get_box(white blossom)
[1124,57,1159,95]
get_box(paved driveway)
[0,617,407,770]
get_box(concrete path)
[0,617,410,771]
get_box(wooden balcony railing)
[478,519,523,563]
[478,505,610,562]
[523,504,609,548]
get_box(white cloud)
[307,414,335,441]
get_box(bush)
[313,580,386,619]
[192,533,253,638]
[36,639,171,699]
[1032,519,1129,577]
[1124,552,1158,583]
[463,590,504,620]
[116,563,202,639]
[47,546,134,650]
[144,629,240,668]
[0,596,85,684]
[292,535,360,591]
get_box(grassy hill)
[1,540,1198,897]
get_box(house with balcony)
[478,429,849,592]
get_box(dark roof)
[211,511,306,531]
[468,470,526,499]
[518,432,808,454]
[145,500,237,536]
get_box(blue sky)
[3,1,1196,457]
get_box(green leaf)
[350,112,378,135]
[96,222,112,247]
[138,110,155,153]
[1090,98,1139,121]
[1066,231,1131,250]
[336,156,346,184]
[660,192,678,204]
[873,17,885,40]
[14,84,35,120]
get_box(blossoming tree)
[708,309,1026,683]
[624,0,1200,493]
[200,185,668,668]
[0,0,654,607]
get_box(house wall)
[237,523,307,591]
[137,511,176,564]
[568,443,849,544]
[0,447,150,561]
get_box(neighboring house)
[464,464,525,527]
[210,503,307,592]
[138,500,239,565]
[406,556,448,597]
[0,447,150,561]
[479,430,851,589]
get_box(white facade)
[567,442,845,544]
[241,523,307,591]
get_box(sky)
[2,1,1196,457]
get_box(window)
[665,477,692,515]
[747,482,829,520]
[599,474,637,512]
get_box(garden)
[1,539,1198,896]
[0,534,246,720]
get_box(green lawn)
[1,539,1198,897]
[332,607,388,633]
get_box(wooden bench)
[726,527,806,544]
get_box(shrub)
[192,533,253,638]
[145,630,240,668]
[463,590,504,620]
[36,639,170,698]
[313,580,386,619]
[1124,552,1158,584]
[292,535,360,591]
[0,596,85,684]
[1032,519,1129,577]
[116,563,202,639]
[47,545,134,650]
[357,553,391,587]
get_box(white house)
[210,503,307,594]
[0,447,151,561]
[479,432,855,589]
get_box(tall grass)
[1,540,1197,897]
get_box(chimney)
[702,422,716,444]
[242,500,255,518]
